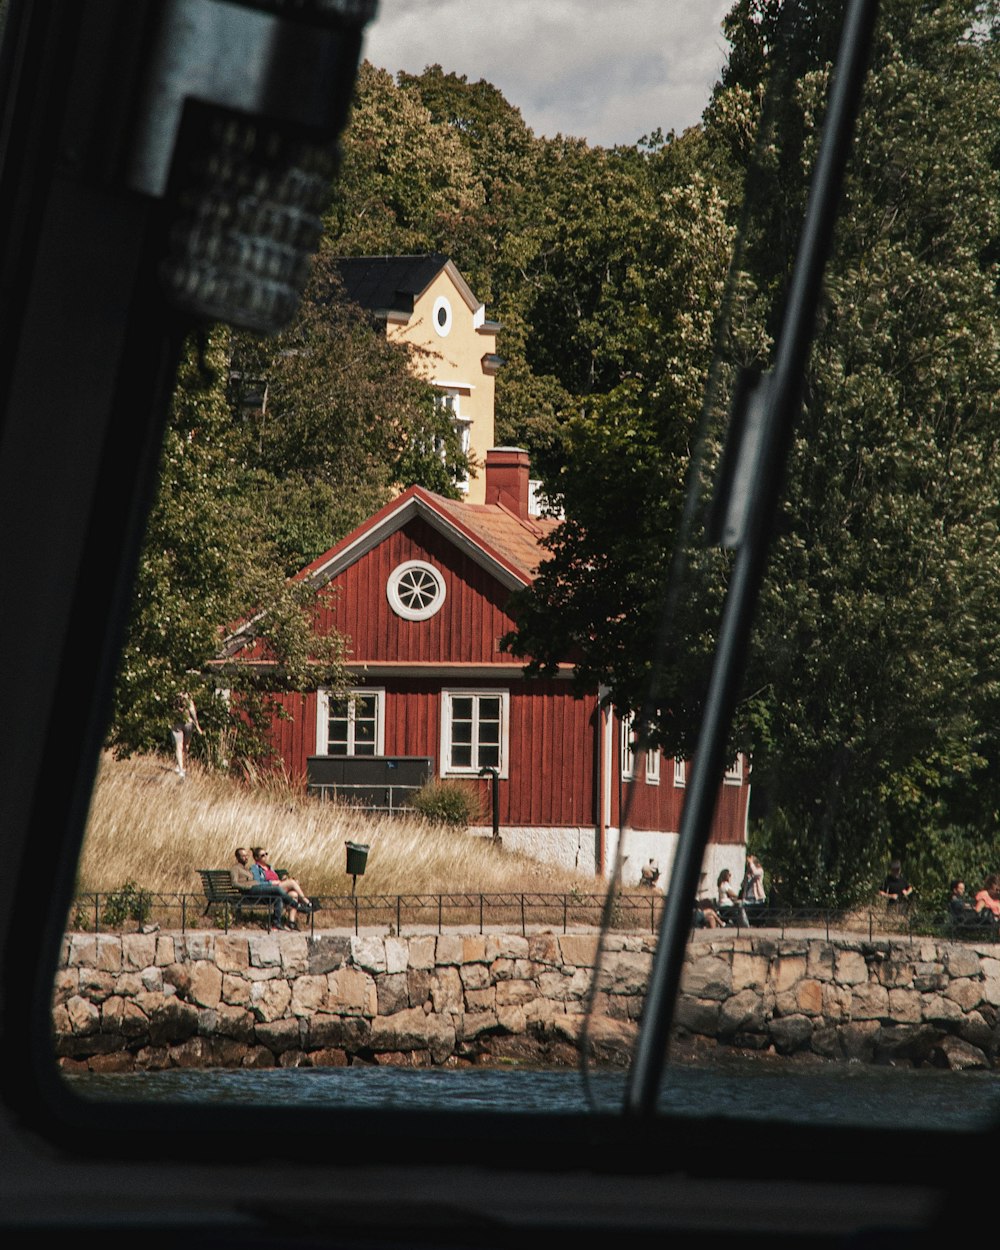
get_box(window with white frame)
[441,690,509,777]
[620,712,637,781]
[724,753,744,785]
[317,688,384,756]
[434,389,471,492]
[387,560,446,621]
[674,757,686,788]
[645,747,660,785]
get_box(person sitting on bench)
[231,847,308,930]
[251,847,315,911]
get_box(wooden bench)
[197,869,277,930]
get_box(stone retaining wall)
[53,929,1000,1072]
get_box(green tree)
[508,0,1000,904]
[229,252,468,575]
[109,332,349,768]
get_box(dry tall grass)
[78,752,600,898]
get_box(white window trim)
[440,689,509,779]
[316,688,385,756]
[673,757,686,788]
[620,711,636,781]
[645,748,660,786]
[724,753,744,785]
[387,559,446,622]
[432,295,453,337]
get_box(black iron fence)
[66,892,998,942]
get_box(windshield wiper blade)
[624,0,880,1119]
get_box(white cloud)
[362,0,734,147]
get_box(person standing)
[878,860,914,907]
[741,854,766,903]
[170,690,202,778]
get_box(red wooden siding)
[316,517,522,666]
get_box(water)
[65,1057,1000,1131]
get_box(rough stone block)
[328,966,377,1017]
[385,937,410,974]
[407,936,437,970]
[250,979,292,1024]
[376,972,409,1017]
[838,1020,879,1061]
[306,1013,369,1051]
[435,934,464,966]
[188,961,223,1009]
[559,935,600,968]
[886,988,922,1024]
[214,937,250,974]
[835,949,868,986]
[674,995,721,1037]
[255,1018,303,1054]
[719,988,766,1037]
[794,979,824,1016]
[944,978,983,1012]
[770,955,807,994]
[849,983,889,1020]
[932,1036,989,1070]
[769,1013,813,1054]
[922,994,964,1025]
[431,966,464,1014]
[349,936,387,973]
[248,935,282,969]
[495,979,537,1008]
[732,952,769,990]
[527,933,561,965]
[369,1006,456,1064]
[944,947,982,979]
[290,974,329,1017]
[221,973,251,1008]
[460,962,491,991]
[682,956,731,1001]
[306,935,350,975]
[464,987,497,1013]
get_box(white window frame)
[440,689,509,779]
[387,559,446,622]
[674,757,686,788]
[724,753,744,785]
[316,688,385,757]
[645,747,660,786]
[434,387,472,492]
[620,711,637,781]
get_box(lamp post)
[479,766,500,845]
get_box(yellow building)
[335,254,501,503]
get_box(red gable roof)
[298,484,558,592]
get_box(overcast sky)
[361,0,735,149]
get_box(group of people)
[231,846,317,930]
[950,875,1000,930]
[692,855,767,930]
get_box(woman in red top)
[974,874,1000,921]
[251,848,313,910]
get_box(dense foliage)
[111,3,1000,908]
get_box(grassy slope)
[78,752,603,898]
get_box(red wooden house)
[223,447,749,888]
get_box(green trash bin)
[345,841,369,877]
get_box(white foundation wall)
[467,825,598,875]
[468,824,747,893]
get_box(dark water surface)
[65,1057,1000,1131]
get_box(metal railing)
[66,892,997,942]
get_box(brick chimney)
[484,447,530,520]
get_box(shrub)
[410,780,481,827]
[101,878,153,929]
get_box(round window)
[432,295,452,337]
[387,560,446,621]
